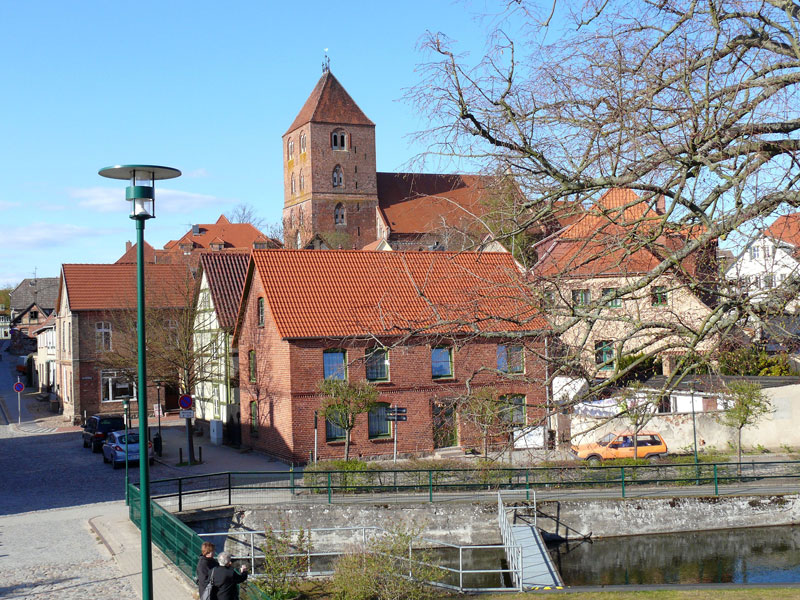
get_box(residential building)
[282,68,571,254]
[33,313,56,394]
[533,189,718,376]
[192,250,250,442]
[9,277,58,352]
[233,249,549,463]
[55,263,189,423]
[725,212,800,305]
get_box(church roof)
[285,71,374,135]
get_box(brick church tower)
[282,67,379,249]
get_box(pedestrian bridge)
[497,493,563,590]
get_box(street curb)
[88,515,116,557]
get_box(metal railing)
[197,524,518,593]
[146,460,800,511]
[497,493,524,591]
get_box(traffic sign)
[178,394,193,409]
[386,414,407,421]
[13,382,24,393]
[179,409,195,419]
[386,407,407,414]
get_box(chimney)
[125,241,132,252]
[656,195,665,215]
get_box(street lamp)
[99,164,181,600]
[123,398,131,505]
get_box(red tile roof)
[286,71,374,135]
[765,212,800,247]
[534,189,708,278]
[116,241,159,264]
[244,250,546,340]
[60,264,192,311]
[199,250,250,330]
[377,173,573,240]
[163,215,269,254]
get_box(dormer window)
[331,130,346,150]
[300,132,307,153]
[210,241,224,251]
[287,139,294,160]
[332,165,343,188]
[334,203,345,225]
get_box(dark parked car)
[82,415,125,452]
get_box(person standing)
[210,551,249,600]
[196,542,218,598]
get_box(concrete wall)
[571,383,800,453]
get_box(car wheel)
[112,459,120,470]
[91,441,101,453]
[102,452,109,463]
[587,456,601,466]
[646,454,659,463]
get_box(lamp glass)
[131,197,154,217]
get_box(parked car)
[102,430,154,468]
[571,430,668,464]
[82,415,125,452]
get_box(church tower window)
[334,203,345,225]
[300,132,307,153]
[332,165,343,188]
[290,173,296,195]
[287,139,294,160]
[331,130,347,150]
[299,170,305,192]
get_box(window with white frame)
[95,321,112,352]
[287,139,294,160]
[300,132,307,153]
[101,370,134,402]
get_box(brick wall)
[237,274,548,463]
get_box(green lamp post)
[99,165,181,600]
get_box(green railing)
[127,482,269,599]
[144,460,800,510]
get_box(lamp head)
[98,164,181,220]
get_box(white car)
[101,430,154,469]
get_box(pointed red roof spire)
[285,71,374,135]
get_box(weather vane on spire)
[322,49,330,73]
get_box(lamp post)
[99,165,180,600]
[123,398,130,505]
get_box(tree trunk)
[344,431,351,461]
[737,427,743,477]
[483,430,489,458]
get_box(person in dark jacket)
[196,542,219,597]
[210,551,249,600]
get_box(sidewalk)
[89,501,196,600]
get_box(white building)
[725,213,800,303]
[33,314,56,394]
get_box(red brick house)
[55,263,190,423]
[233,249,550,463]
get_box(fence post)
[290,465,295,496]
[228,472,232,506]
[429,470,433,503]
[459,546,464,592]
[178,477,183,512]
[621,467,626,498]
[714,464,719,496]
[526,470,530,501]
[250,532,255,574]
[327,472,332,505]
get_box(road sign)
[13,382,24,393]
[179,409,194,419]
[386,414,407,421]
[178,394,193,409]
[386,407,407,414]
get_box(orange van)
[571,430,668,464]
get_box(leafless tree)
[406,0,800,402]
[230,202,284,244]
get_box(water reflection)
[552,525,800,585]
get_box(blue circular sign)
[178,394,192,409]
[13,382,24,393]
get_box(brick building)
[233,249,549,463]
[281,68,568,254]
[55,263,190,423]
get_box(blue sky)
[0,0,510,287]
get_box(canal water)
[551,525,800,585]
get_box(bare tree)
[319,379,379,461]
[230,202,284,244]
[407,0,800,403]
[720,380,773,473]
[616,382,658,458]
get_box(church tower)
[282,66,379,249]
